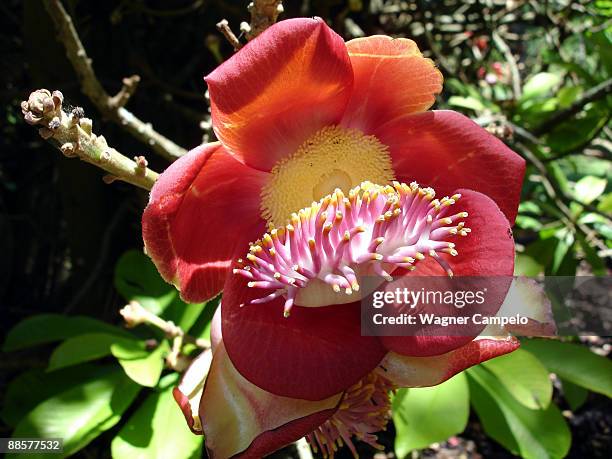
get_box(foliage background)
[1,0,611,458]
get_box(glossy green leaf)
[482,348,552,409]
[393,373,469,457]
[574,176,607,204]
[597,192,612,213]
[114,250,177,315]
[521,339,612,397]
[114,250,205,331]
[111,378,202,459]
[9,366,141,459]
[448,96,485,112]
[521,72,562,101]
[514,254,544,276]
[112,341,169,387]
[468,366,571,459]
[3,314,131,352]
[48,333,142,372]
[560,377,589,411]
[1,364,102,427]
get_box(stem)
[532,78,612,136]
[21,89,158,190]
[42,0,187,161]
[120,300,211,349]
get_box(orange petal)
[378,335,519,388]
[206,18,353,171]
[342,35,443,132]
[200,342,342,458]
[142,143,268,302]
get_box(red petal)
[142,143,267,302]
[200,342,341,458]
[342,36,442,132]
[220,272,387,401]
[206,18,353,171]
[380,189,515,356]
[374,110,525,223]
[378,336,519,388]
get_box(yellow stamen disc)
[260,125,395,226]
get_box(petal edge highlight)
[142,143,267,302]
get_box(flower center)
[260,126,395,227]
[236,181,470,317]
[306,371,394,459]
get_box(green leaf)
[468,366,571,459]
[520,72,562,101]
[9,366,141,459]
[1,364,102,427]
[521,339,612,397]
[448,96,485,112]
[111,381,202,459]
[482,349,552,409]
[114,250,177,315]
[393,373,469,457]
[514,254,544,277]
[48,333,143,372]
[574,176,607,204]
[597,192,612,213]
[560,377,589,411]
[112,341,169,387]
[3,314,131,352]
[114,249,206,331]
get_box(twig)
[532,78,612,136]
[120,301,210,349]
[216,1,284,49]
[492,30,522,99]
[43,0,186,161]
[246,0,284,40]
[21,89,158,190]
[216,19,243,50]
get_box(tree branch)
[245,0,284,40]
[216,1,284,49]
[532,78,612,136]
[21,89,158,190]
[42,0,187,161]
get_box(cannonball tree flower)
[142,17,537,458]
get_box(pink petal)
[220,271,387,401]
[377,335,520,388]
[200,342,341,458]
[342,35,442,132]
[374,110,525,223]
[142,143,267,303]
[380,189,515,356]
[206,18,353,171]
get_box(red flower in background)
[141,17,539,458]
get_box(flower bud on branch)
[21,89,159,190]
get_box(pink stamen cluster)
[235,181,470,317]
[306,371,395,458]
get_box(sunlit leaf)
[521,339,612,397]
[482,349,552,409]
[9,366,141,459]
[393,373,469,457]
[468,366,571,459]
[3,314,131,352]
[111,375,202,459]
[48,333,143,372]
